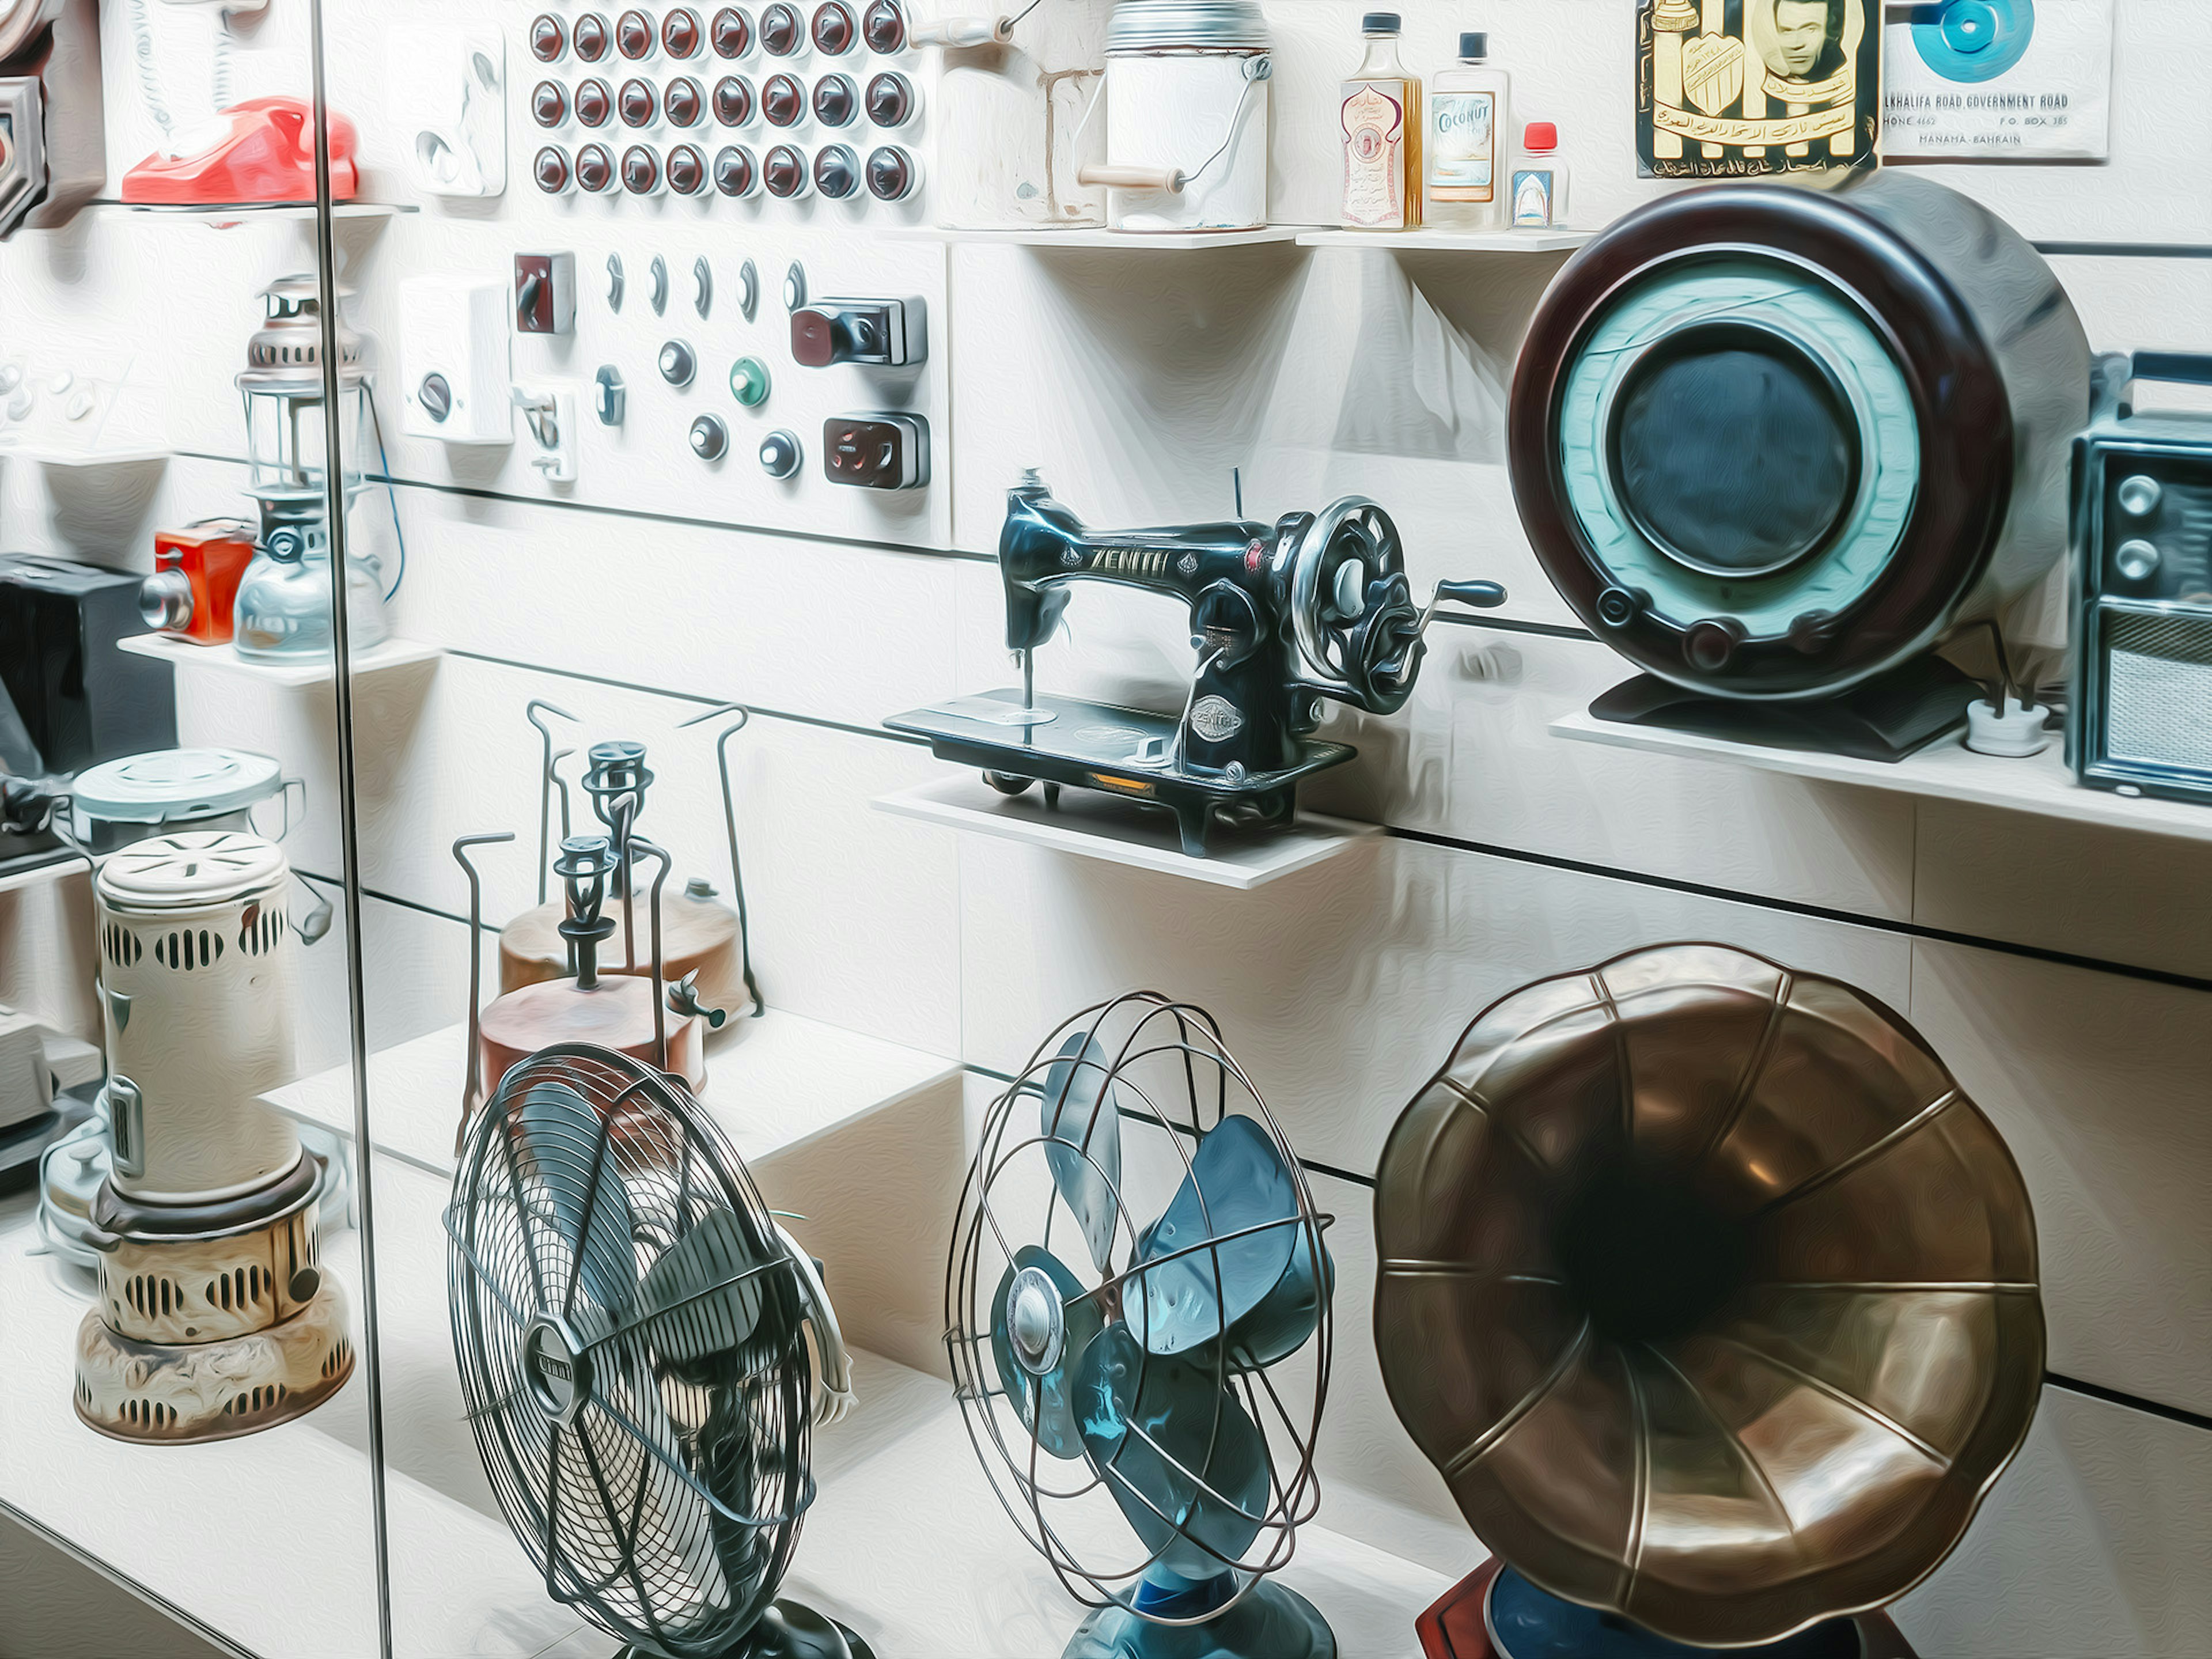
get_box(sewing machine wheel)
[1290,498,1424,715]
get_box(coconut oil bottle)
[1427,31,1511,229]
[1340,12,1421,229]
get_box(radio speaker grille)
[2105,609,2212,771]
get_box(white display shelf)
[908,223,1317,250]
[264,1006,958,1179]
[874,774,1381,891]
[1298,226,1592,253]
[0,444,169,467]
[90,199,415,224]
[1551,708,2212,844]
[0,854,90,896]
[116,632,442,688]
[0,1183,589,1659]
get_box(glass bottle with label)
[1428,31,1509,230]
[1340,12,1421,230]
[1512,120,1567,229]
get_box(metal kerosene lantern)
[232,274,392,663]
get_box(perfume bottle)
[1340,11,1421,230]
[1512,121,1566,229]
[1428,31,1510,230]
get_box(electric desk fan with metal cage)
[446,1043,869,1659]
[946,992,1338,1659]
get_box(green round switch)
[729,356,771,407]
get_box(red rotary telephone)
[121,95,358,205]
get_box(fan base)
[616,1601,877,1659]
[1065,1578,1334,1659]
[1414,1561,1918,1659]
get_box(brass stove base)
[73,1281,355,1444]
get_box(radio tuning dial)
[667,143,708,194]
[662,7,704,56]
[762,73,804,126]
[664,76,703,124]
[532,80,569,127]
[713,74,753,124]
[660,340,698,387]
[575,142,616,192]
[865,144,916,201]
[621,145,663,194]
[574,78,613,126]
[759,2,801,55]
[813,73,857,126]
[813,144,859,199]
[619,77,658,127]
[865,70,913,127]
[2118,474,2163,517]
[2115,539,2163,581]
[529,13,567,60]
[616,7,656,58]
[762,144,808,198]
[711,5,752,55]
[812,1,856,54]
[573,12,611,59]
[861,0,904,52]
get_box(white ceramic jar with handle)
[1090,1,1270,232]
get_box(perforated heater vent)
[2104,609,2212,772]
[152,927,226,971]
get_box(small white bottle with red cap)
[1511,120,1567,229]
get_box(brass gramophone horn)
[1375,944,2044,1654]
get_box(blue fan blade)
[988,1245,1104,1461]
[1038,1030,1124,1275]
[514,1081,638,1316]
[1132,1116,1329,1370]
[1074,1324,1268,1581]
[634,1206,774,1363]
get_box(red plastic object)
[120,97,360,206]
[147,520,256,646]
[1522,120,1559,153]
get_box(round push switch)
[759,429,802,478]
[660,340,698,387]
[729,357,772,407]
[690,415,729,460]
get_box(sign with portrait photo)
[1637,0,1881,177]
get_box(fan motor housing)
[1509,171,2090,701]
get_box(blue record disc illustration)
[1911,0,2035,83]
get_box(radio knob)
[532,80,569,127]
[711,4,752,55]
[1594,586,1642,629]
[763,143,808,198]
[418,373,453,423]
[139,570,195,632]
[865,144,917,201]
[665,76,703,125]
[759,428,802,478]
[620,77,658,126]
[534,145,573,192]
[666,142,708,193]
[660,340,698,387]
[760,2,801,54]
[2118,474,2163,517]
[2115,538,2163,581]
[1684,618,1742,673]
[714,145,759,195]
[865,70,914,126]
[530,13,567,60]
[573,12,611,59]
[575,142,616,191]
[813,72,857,126]
[622,144,663,193]
[662,7,703,56]
[812,0,856,54]
[574,77,613,126]
[616,7,656,58]
[813,144,859,199]
[762,73,804,126]
[861,0,905,52]
[690,415,729,460]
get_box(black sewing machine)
[888,473,1503,856]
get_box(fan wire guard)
[447,1043,817,1658]
[945,991,1334,1630]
